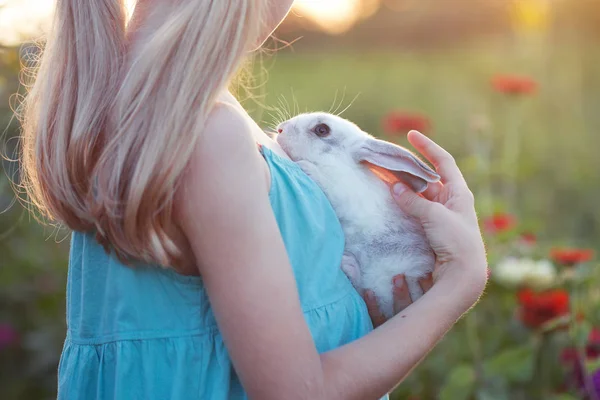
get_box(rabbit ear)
[354,138,441,192]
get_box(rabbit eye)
[313,123,331,137]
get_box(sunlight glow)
[294,0,365,34]
[126,0,136,21]
[0,0,54,45]
[0,0,363,45]
[511,0,551,33]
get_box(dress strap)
[257,142,266,156]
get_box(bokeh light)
[294,0,364,34]
[0,0,366,44]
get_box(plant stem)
[479,131,493,216]
[501,101,525,211]
[531,333,546,398]
[569,278,599,400]
[465,310,485,385]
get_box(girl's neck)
[217,90,291,160]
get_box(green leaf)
[483,345,535,383]
[585,357,600,375]
[548,394,580,400]
[571,320,592,348]
[439,364,476,400]
[476,386,510,400]
[539,314,571,333]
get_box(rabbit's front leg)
[295,160,320,181]
[341,252,363,292]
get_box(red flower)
[382,111,430,135]
[550,248,594,266]
[520,232,537,246]
[590,328,600,346]
[517,288,570,329]
[0,324,18,350]
[561,329,600,363]
[484,213,517,234]
[492,74,538,96]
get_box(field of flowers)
[1,6,600,400]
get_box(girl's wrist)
[433,261,487,314]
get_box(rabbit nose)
[278,121,295,134]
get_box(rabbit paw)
[295,160,320,180]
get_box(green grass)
[245,40,600,248]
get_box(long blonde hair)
[19,0,267,267]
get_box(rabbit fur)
[275,112,441,318]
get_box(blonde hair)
[19,0,267,267]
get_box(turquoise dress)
[57,145,381,399]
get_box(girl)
[20,0,488,399]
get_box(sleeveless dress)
[57,145,383,399]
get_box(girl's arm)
[175,103,487,400]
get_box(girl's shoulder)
[174,99,271,211]
[172,100,272,262]
[201,100,261,160]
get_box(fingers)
[363,290,386,328]
[407,131,467,189]
[393,275,412,314]
[365,275,425,325]
[419,273,434,292]
[391,182,432,220]
[421,181,443,201]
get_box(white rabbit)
[275,112,441,318]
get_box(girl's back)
[58,145,372,399]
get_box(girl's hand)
[363,273,434,328]
[362,131,486,327]
[391,130,488,294]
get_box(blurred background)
[1,0,600,399]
